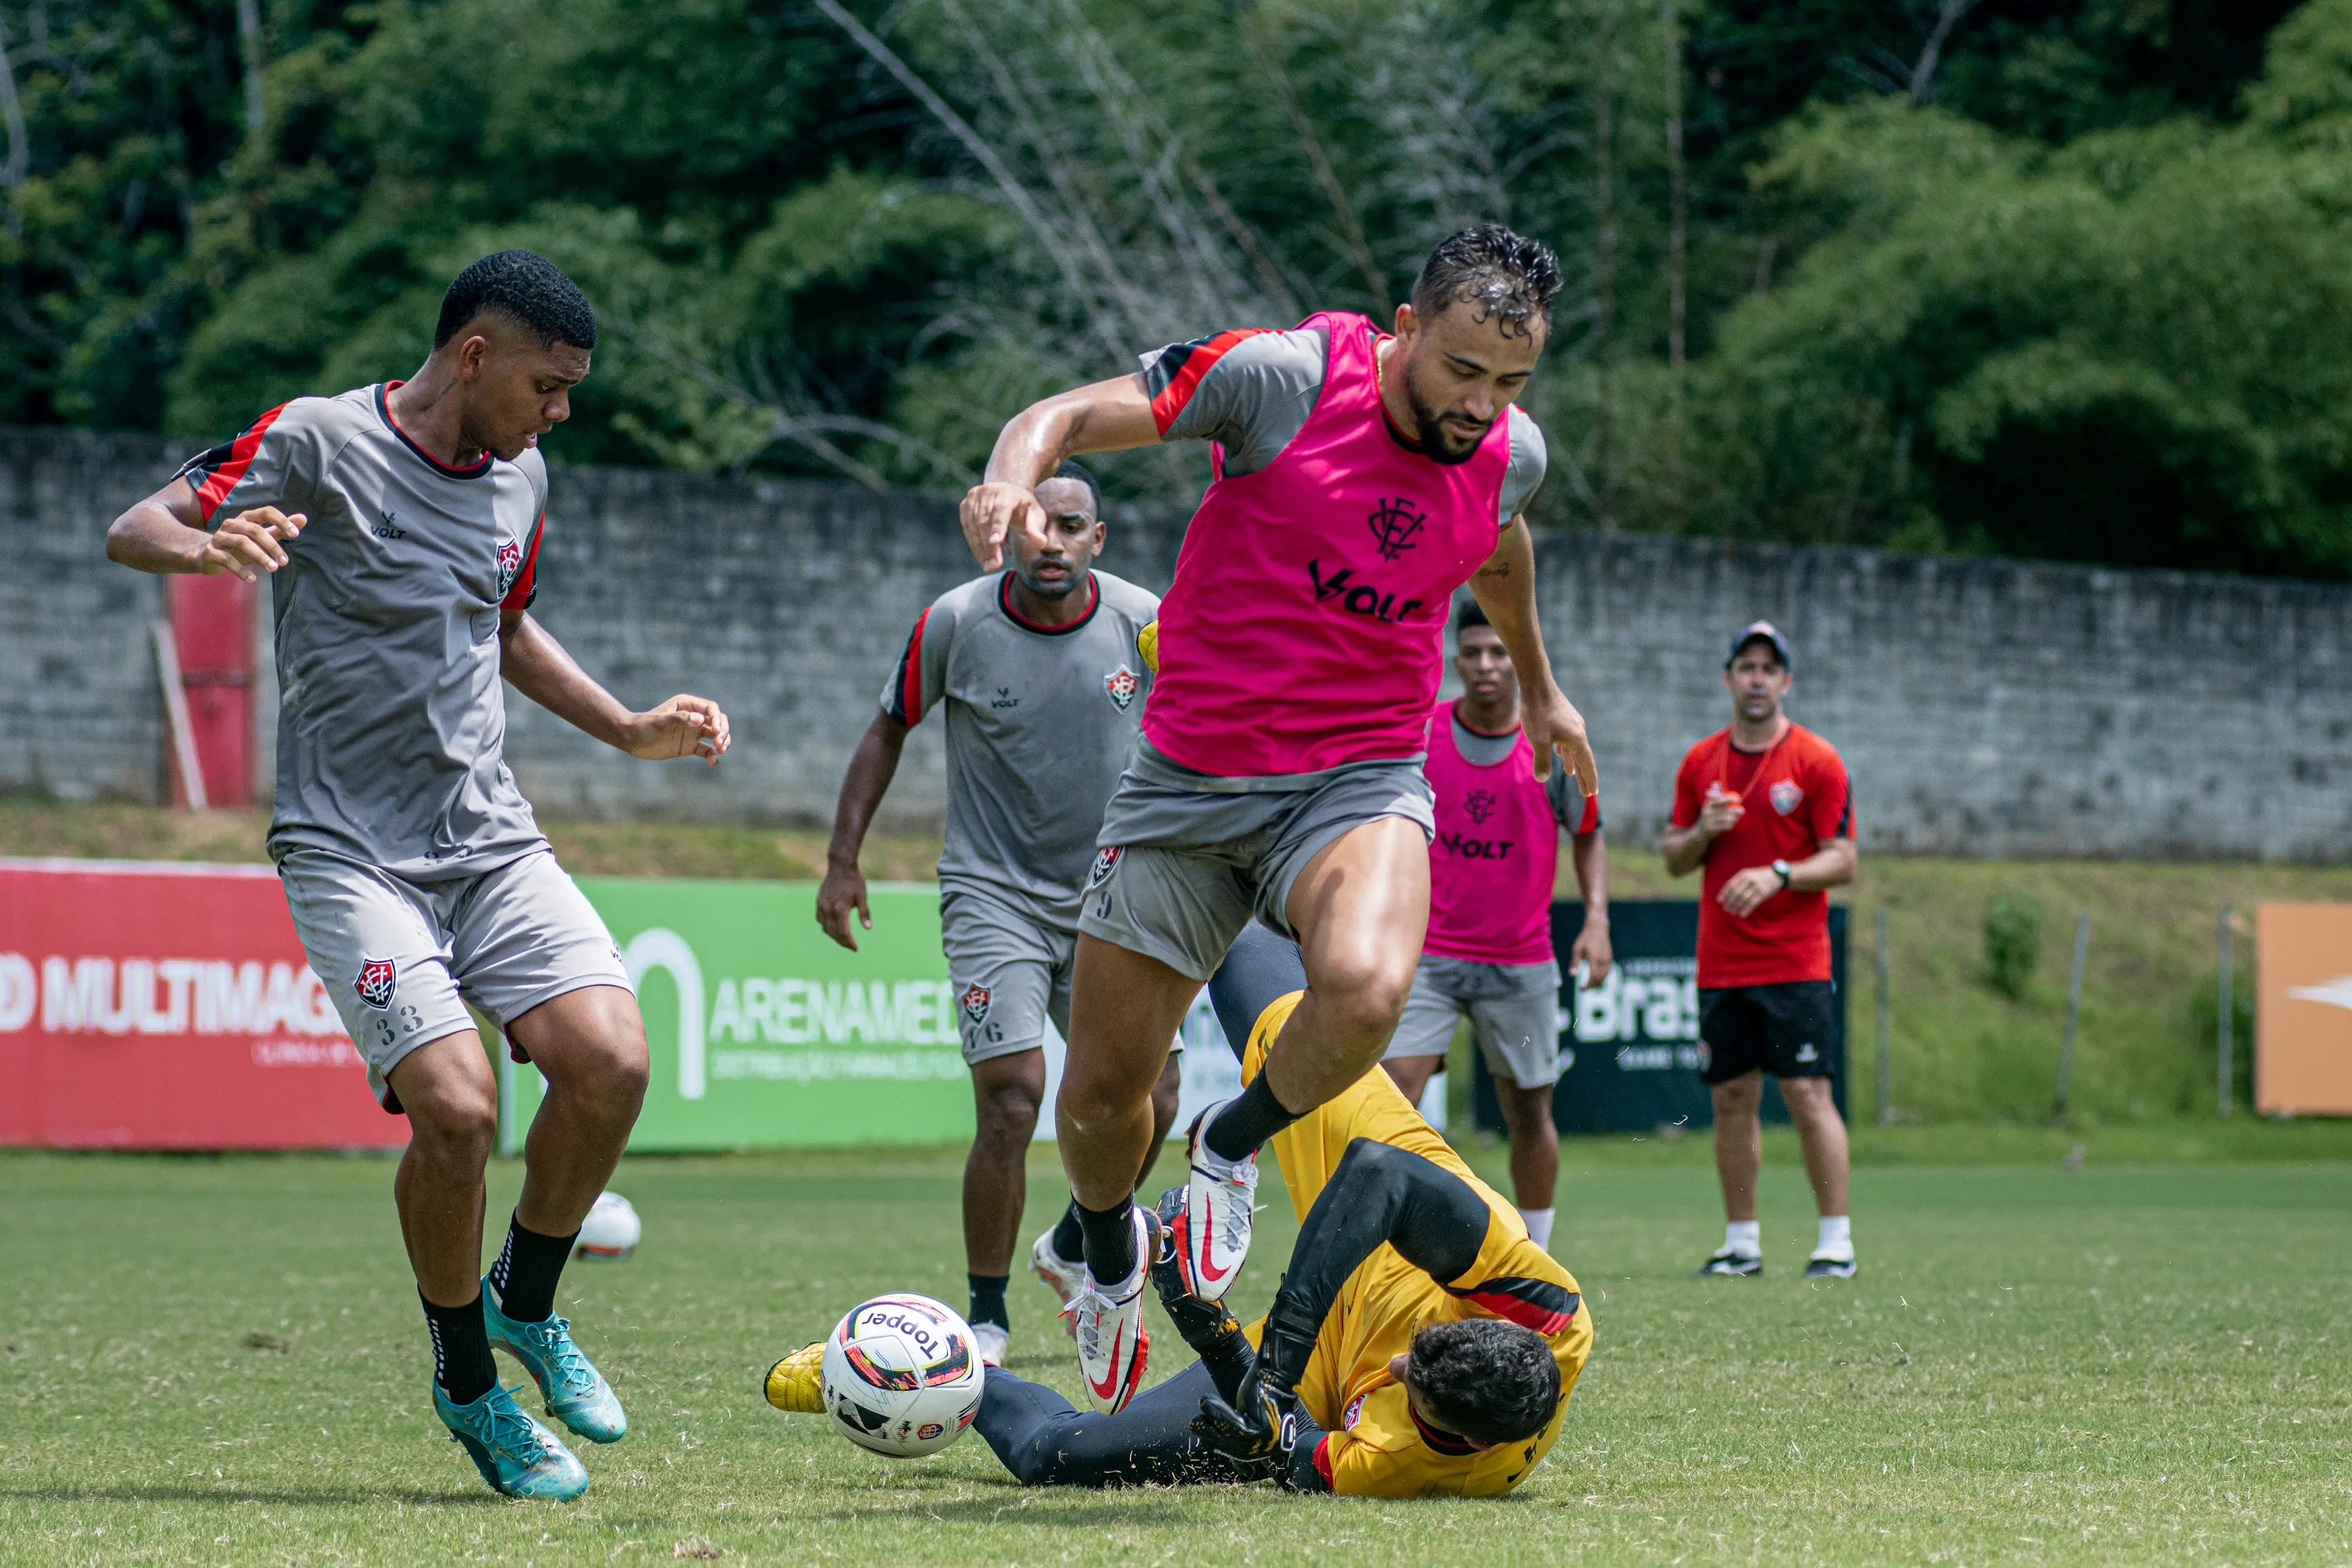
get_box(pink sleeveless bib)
[1142,313,1509,776]
[1425,702,1558,965]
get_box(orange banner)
[2256,902,2352,1116]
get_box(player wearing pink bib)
[958,227,1599,1413]
[1382,601,1611,1254]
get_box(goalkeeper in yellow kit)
[771,924,1592,1497]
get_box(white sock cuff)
[1817,1214,1853,1254]
[1724,1220,1761,1258]
[1518,1207,1555,1250]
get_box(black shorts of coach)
[1697,981,1837,1085]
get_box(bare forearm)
[1660,824,1713,877]
[1789,840,1857,891]
[499,615,635,750]
[826,717,908,871]
[982,375,1160,488]
[1466,519,1557,697]
[1571,830,1610,916]
[107,500,211,574]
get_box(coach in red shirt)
[1662,622,1858,1279]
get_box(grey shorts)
[1077,747,1437,982]
[278,846,629,1109]
[1382,954,1565,1089]
[941,883,1076,1066]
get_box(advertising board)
[0,858,401,1149]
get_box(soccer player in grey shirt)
[817,461,1179,1367]
[104,252,732,1502]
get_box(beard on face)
[1016,557,1083,598]
[1406,379,1496,466]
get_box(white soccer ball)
[574,1192,641,1261]
[820,1294,986,1458]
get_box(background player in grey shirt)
[818,463,1178,1367]
[104,252,731,1502]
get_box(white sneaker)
[970,1320,1008,1367]
[1028,1227,1085,1338]
[1065,1206,1152,1414]
[1178,1102,1259,1302]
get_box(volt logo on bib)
[1305,558,1426,625]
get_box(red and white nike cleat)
[1064,1205,1152,1414]
[1176,1101,1260,1302]
[1028,1225,1086,1338]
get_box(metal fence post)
[2217,904,2233,1120]
[1875,906,1892,1126]
[2053,913,2089,1121]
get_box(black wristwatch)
[1771,858,1792,889]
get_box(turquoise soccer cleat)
[433,1378,590,1500]
[483,1279,629,1443]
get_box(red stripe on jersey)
[194,403,289,521]
[1452,1278,1581,1338]
[1407,1403,1482,1456]
[899,608,931,726]
[1575,789,1601,835]
[503,511,546,612]
[1311,1432,1335,1490]
[1149,328,1269,434]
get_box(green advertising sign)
[499,880,971,1152]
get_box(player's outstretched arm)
[1468,517,1596,796]
[817,711,909,952]
[496,609,731,765]
[1256,1139,1491,1399]
[960,373,1160,571]
[106,477,306,582]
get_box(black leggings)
[975,1360,1258,1488]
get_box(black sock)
[1051,1199,1086,1265]
[1204,1075,1301,1163]
[1075,1195,1140,1285]
[967,1273,1010,1331]
[422,1289,497,1405]
[487,1213,577,1324]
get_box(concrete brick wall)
[0,430,172,803]
[1548,536,2352,860]
[8,426,2347,859]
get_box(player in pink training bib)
[956,226,1599,1414]
[1381,601,1613,1257]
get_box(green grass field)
[7,1134,2351,1566]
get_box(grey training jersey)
[882,570,1160,928]
[176,383,550,881]
[1138,325,1548,524]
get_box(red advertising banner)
[0,859,405,1149]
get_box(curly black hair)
[1406,1317,1561,1446]
[1410,225,1562,338]
[434,249,597,352]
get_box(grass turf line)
[3,1142,2348,1566]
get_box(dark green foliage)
[4,0,2344,575]
[1984,888,2043,1000]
